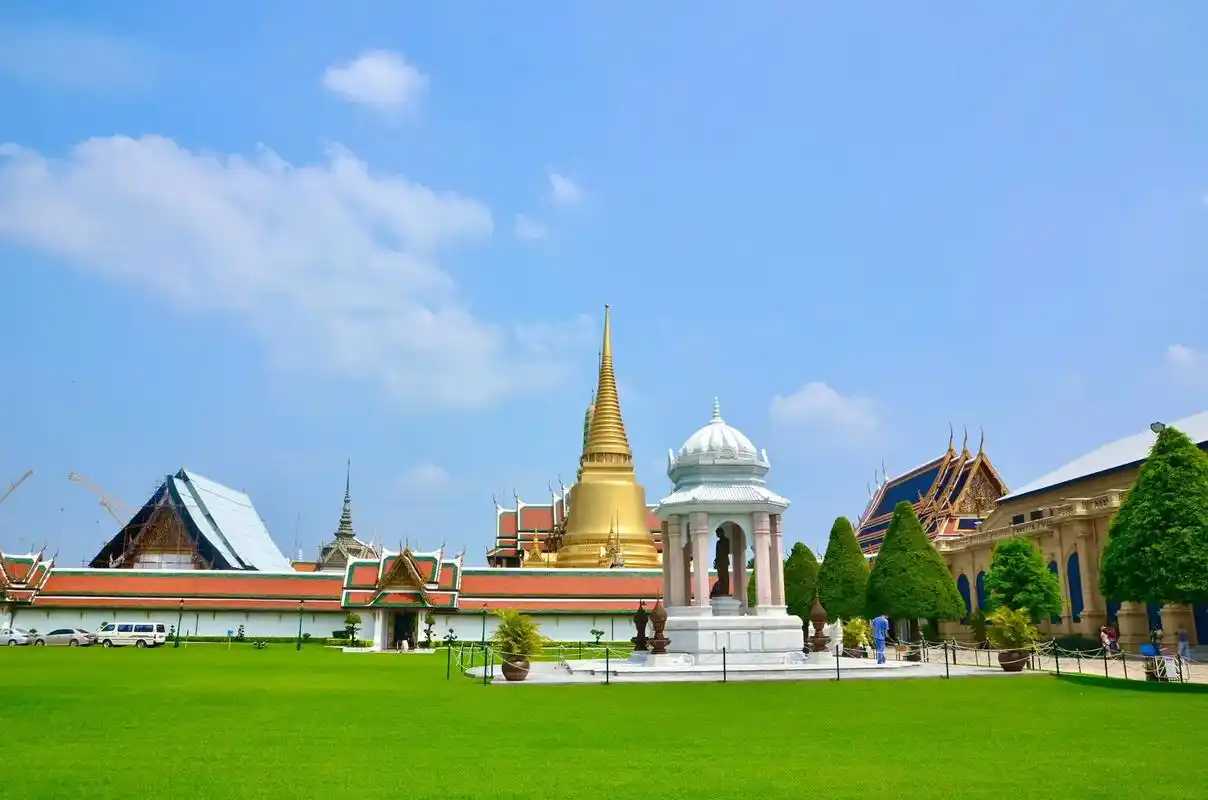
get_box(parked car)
[2,627,33,646]
[34,628,96,647]
[96,622,168,648]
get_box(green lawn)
[3,645,1205,799]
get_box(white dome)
[679,400,757,460]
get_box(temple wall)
[431,612,632,644]
[11,607,346,639]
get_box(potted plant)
[842,617,871,658]
[985,607,1038,672]
[422,611,436,648]
[491,610,544,681]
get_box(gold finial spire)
[581,305,632,465]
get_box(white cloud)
[1166,344,1207,386]
[0,135,586,407]
[397,463,451,494]
[513,213,548,242]
[0,25,153,93]
[548,171,583,206]
[770,382,880,438]
[322,50,427,113]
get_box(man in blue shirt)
[872,614,890,664]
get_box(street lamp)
[1150,421,1166,434]
[296,599,305,651]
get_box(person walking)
[1178,628,1191,661]
[872,613,889,665]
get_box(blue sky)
[1,4,1206,565]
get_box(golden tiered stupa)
[555,306,662,568]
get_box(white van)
[96,622,168,648]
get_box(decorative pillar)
[1073,531,1104,633]
[690,512,711,608]
[1116,601,1149,652]
[770,514,786,607]
[732,525,748,611]
[660,519,672,605]
[666,516,686,607]
[1160,603,1196,648]
[680,517,692,606]
[753,511,772,608]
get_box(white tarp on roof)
[172,469,291,571]
[1004,411,1208,500]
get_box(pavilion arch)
[956,574,972,621]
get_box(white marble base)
[663,610,805,663]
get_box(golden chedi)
[557,306,661,568]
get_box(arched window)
[956,575,972,622]
[975,571,987,611]
[1066,552,1083,623]
[1048,561,1061,624]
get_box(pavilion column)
[770,514,786,607]
[753,511,772,608]
[690,512,711,608]
[666,515,687,607]
[731,526,748,611]
[1074,528,1104,633]
[680,517,692,606]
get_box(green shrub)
[985,607,1039,650]
[969,609,988,644]
[985,536,1062,620]
[491,610,545,658]
[818,516,870,622]
[866,502,965,632]
[842,618,871,649]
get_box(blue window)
[1048,561,1061,625]
[956,575,972,621]
[1066,552,1083,623]
[975,571,987,611]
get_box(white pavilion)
[653,399,806,665]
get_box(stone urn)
[997,649,1027,673]
[501,655,531,682]
[649,600,670,655]
[809,596,830,653]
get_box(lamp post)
[1150,421,1166,434]
[296,599,305,651]
[480,603,488,651]
[174,598,184,648]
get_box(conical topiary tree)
[1101,424,1208,606]
[783,542,819,625]
[817,516,870,622]
[866,501,965,639]
[984,536,1062,622]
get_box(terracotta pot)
[998,649,1028,672]
[501,656,530,681]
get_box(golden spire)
[581,305,632,466]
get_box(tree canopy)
[783,542,818,621]
[1100,424,1208,605]
[865,501,965,621]
[984,536,1062,621]
[817,516,869,622]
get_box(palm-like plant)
[491,610,545,659]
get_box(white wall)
[14,607,346,639]
[431,612,632,644]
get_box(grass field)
[3,645,1205,799]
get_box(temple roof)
[1003,410,1208,501]
[90,469,291,571]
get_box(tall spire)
[581,305,632,466]
[711,396,722,422]
[335,459,355,539]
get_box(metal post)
[483,648,490,686]
[605,647,610,685]
[1103,649,1109,678]
[1076,651,1081,673]
[1121,651,1128,680]
[1054,645,1061,676]
[834,644,840,681]
[446,644,452,680]
[943,641,950,679]
[1176,655,1184,684]
[723,647,727,683]
[175,599,184,648]
[480,605,487,651]
[295,600,304,651]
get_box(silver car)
[2,627,32,646]
[34,628,96,647]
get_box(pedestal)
[711,597,741,617]
[664,611,805,664]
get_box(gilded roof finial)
[581,305,633,465]
[961,426,969,456]
[947,422,954,452]
[977,427,985,455]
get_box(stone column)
[660,519,673,605]
[372,609,388,651]
[665,516,686,607]
[680,519,692,607]
[1073,527,1105,633]
[753,511,772,608]
[770,514,786,607]
[1160,603,1196,648]
[1116,601,1149,652]
[731,526,748,611]
[690,512,711,608]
